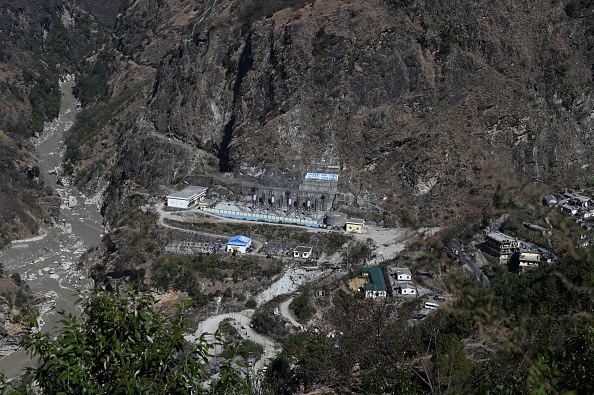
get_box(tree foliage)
[2,284,252,395]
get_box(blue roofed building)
[226,235,252,254]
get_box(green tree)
[430,333,472,394]
[531,323,594,394]
[280,332,341,391]
[5,284,252,394]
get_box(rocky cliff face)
[70,0,594,227]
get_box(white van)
[424,302,439,310]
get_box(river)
[0,76,104,378]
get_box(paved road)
[460,251,491,288]
[154,204,272,252]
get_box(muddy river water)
[0,76,104,378]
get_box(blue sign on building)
[305,172,339,181]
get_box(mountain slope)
[70,0,594,227]
[0,0,122,246]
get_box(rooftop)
[361,267,387,292]
[294,246,313,252]
[346,218,365,225]
[227,235,251,246]
[167,186,207,199]
[519,253,540,262]
[392,267,412,276]
[486,231,516,243]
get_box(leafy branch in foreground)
[3,283,252,394]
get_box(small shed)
[345,218,365,233]
[398,283,417,295]
[167,186,208,209]
[393,267,412,281]
[226,235,252,254]
[293,246,313,259]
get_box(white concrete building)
[167,186,207,209]
[293,246,313,259]
[398,283,417,295]
[393,267,412,281]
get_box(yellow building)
[345,218,365,233]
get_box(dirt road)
[185,310,278,371]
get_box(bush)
[290,292,315,321]
[11,283,253,394]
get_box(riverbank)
[0,76,104,378]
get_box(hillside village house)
[398,283,417,296]
[561,204,578,216]
[361,267,387,298]
[293,246,313,259]
[565,192,591,208]
[226,235,252,254]
[345,218,365,233]
[519,252,541,272]
[484,231,521,263]
[167,186,207,209]
[393,267,412,281]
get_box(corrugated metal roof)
[227,235,251,246]
[361,267,386,292]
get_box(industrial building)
[293,246,313,259]
[226,235,252,254]
[325,212,347,229]
[203,163,339,228]
[167,186,207,209]
[484,231,521,263]
[361,267,387,298]
[345,218,365,233]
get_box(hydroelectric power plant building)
[167,186,208,209]
[203,163,340,227]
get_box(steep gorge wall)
[0,0,122,246]
[75,0,594,227]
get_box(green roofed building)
[361,267,387,298]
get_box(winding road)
[279,297,302,327]
[185,310,278,371]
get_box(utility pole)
[346,245,351,274]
